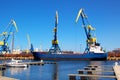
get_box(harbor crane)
[76,8,103,53]
[0,19,18,53]
[49,11,62,54]
[27,34,34,53]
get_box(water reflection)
[85,61,114,80]
[89,61,103,66]
[7,67,27,75]
[0,70,5,76]
[1,61,117,80]
[53,62,58,80]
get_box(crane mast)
[49,11,61,54]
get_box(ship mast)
[49,11,61,54]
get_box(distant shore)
[0,52,119,60]
[0,53,34,60]
[107,52,120,60]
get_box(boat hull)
[5,59,28,68]
[32,52,108,60]
[5,64,27,68]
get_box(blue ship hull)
[32,52,108,60]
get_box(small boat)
[5,58,28,67]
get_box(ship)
[32,52,107,60]
[32,8,108,60]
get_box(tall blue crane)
[49,11,61,54]
[76,8,99,53]
[0,19,18,53]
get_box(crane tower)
[49,11,62,54]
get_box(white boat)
[5,58,28,67]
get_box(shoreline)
[0,53,34,60]
[0,52,119,60]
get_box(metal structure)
[27,34,34,52]
[76,8,102,53]
[0,19,18,53]
[49,11,61,54]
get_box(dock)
[68,74,116,80]
[68,65,117,80]
[0,61,56,66]
[0,65,6,70]
[23,61,56,65]
[78,69,114,73]
[0,76,18,80]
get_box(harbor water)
[0,60,118,80]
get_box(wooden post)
[91,68,96,70]
[78,71,83,74]
[87,71,92,74]
[84,67,89,70]
[69,75,76,80]
[81,76,87,80]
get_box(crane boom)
[76,8,83,23]
[11,19,18,32]
[76,8,90,39]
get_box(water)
[0,60,118,80]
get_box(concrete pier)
[113,62,120,80]
[0,76,18,80]
[23,61,56,65]
[0,61,56,66]
[69,65,116,80]
[68,74,116,80]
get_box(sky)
[0,0,120,52]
